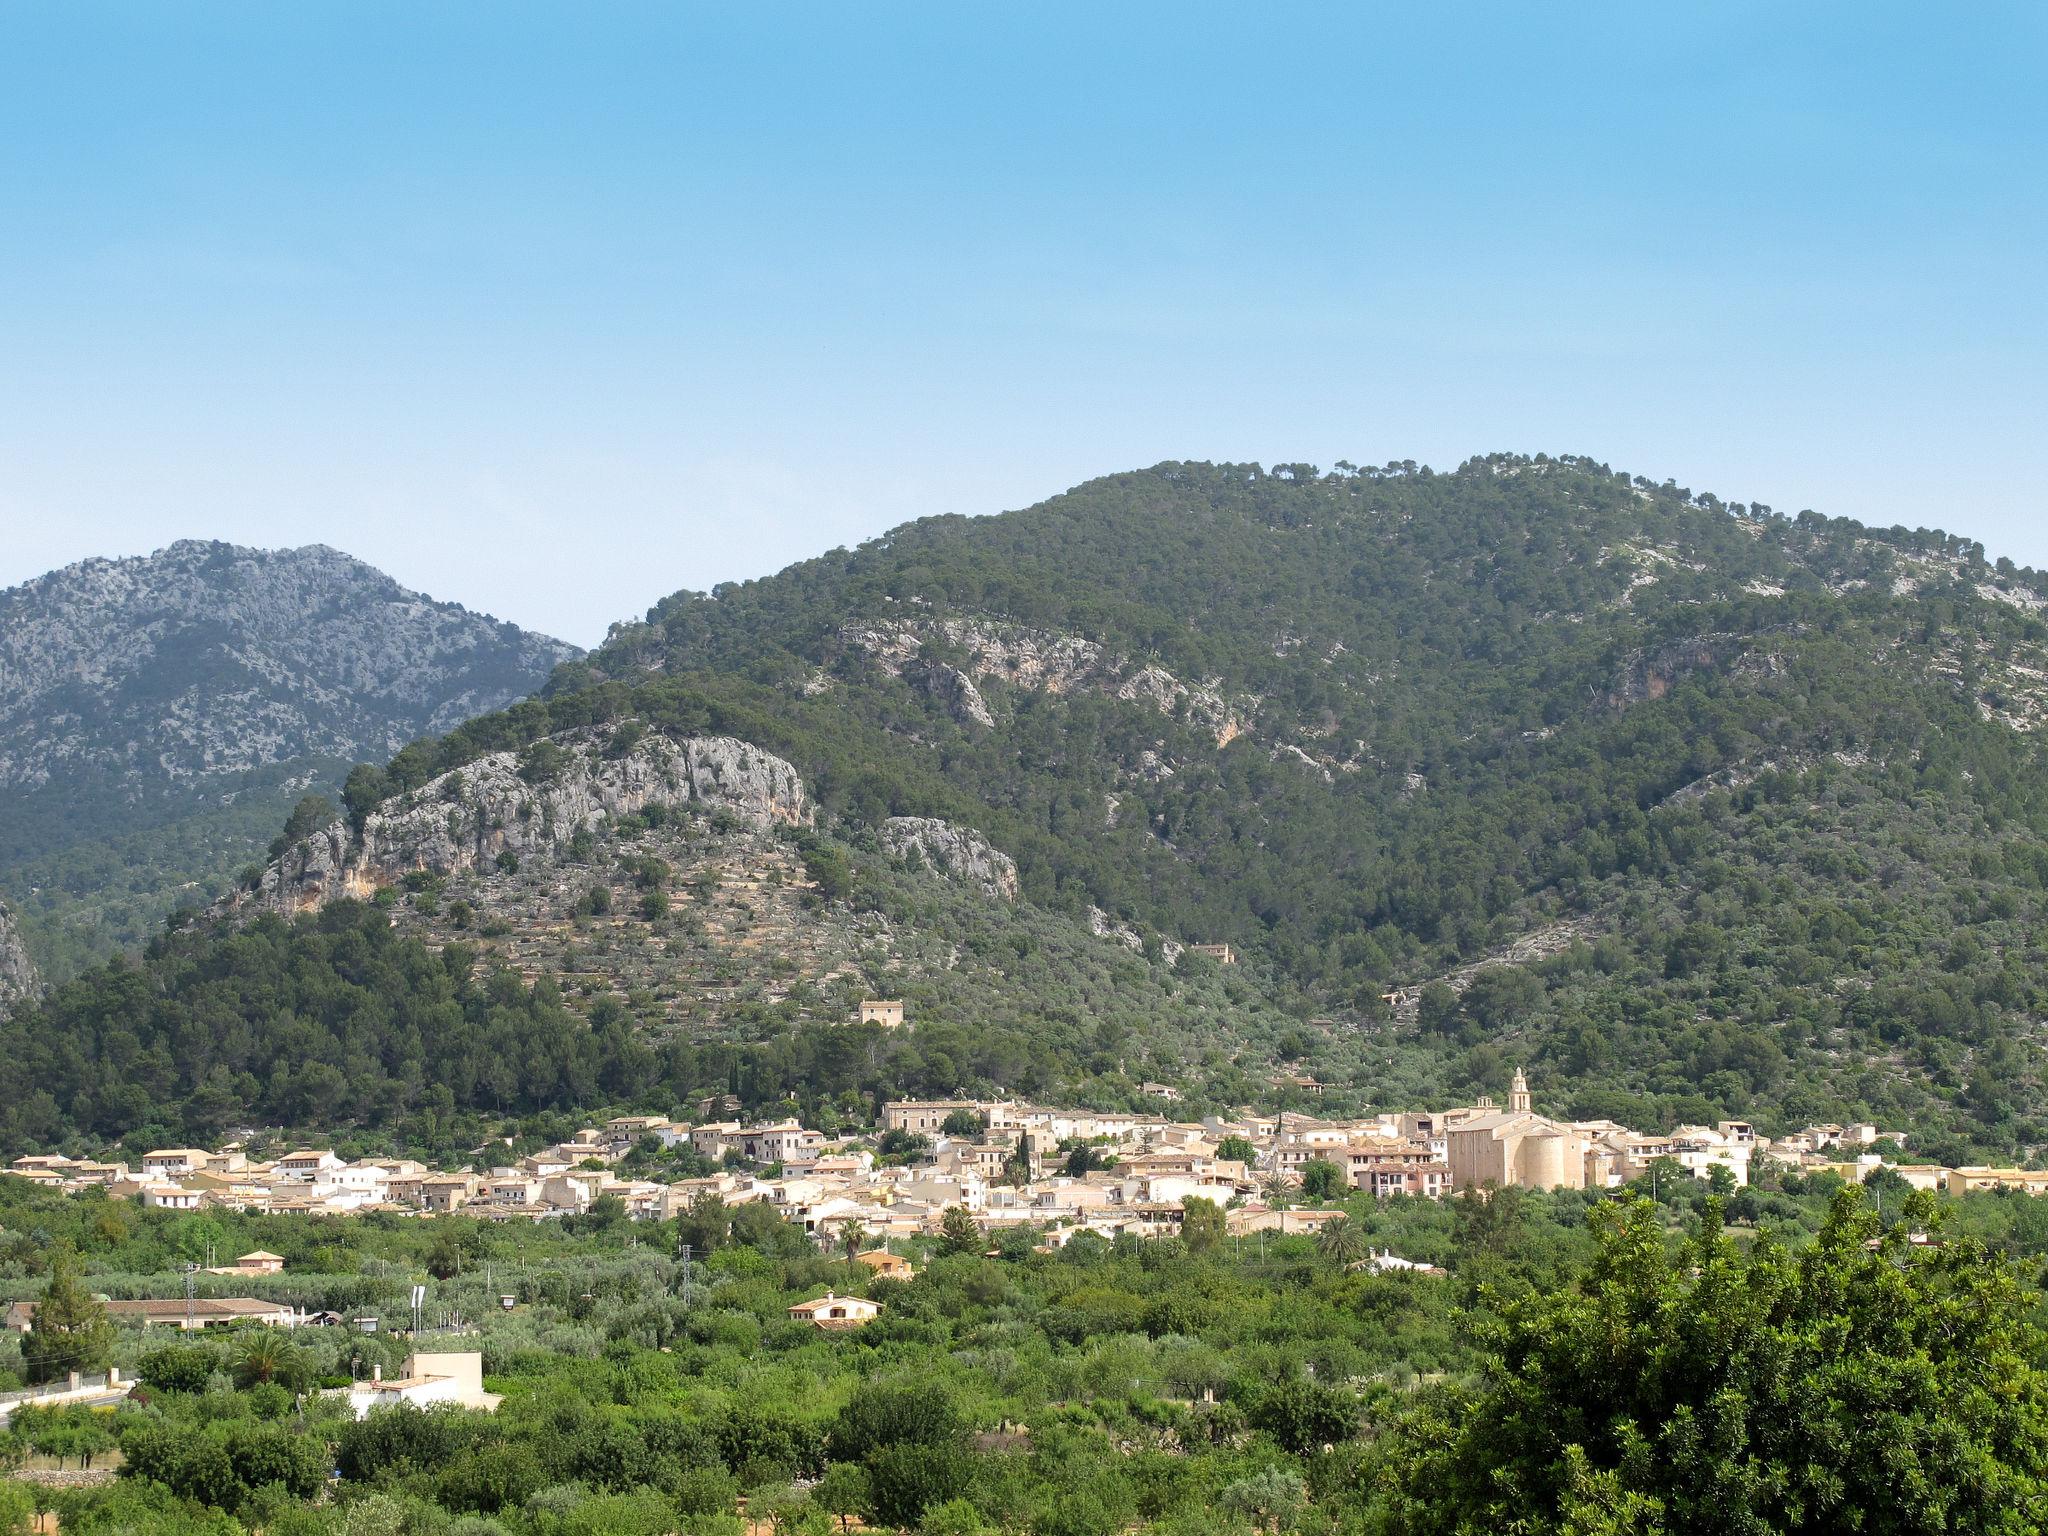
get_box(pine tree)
[936,1206,979,1256]
[22,1244,114,1385]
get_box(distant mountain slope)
[0,540,579,974]
[8,456,2048,1162]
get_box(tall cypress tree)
[22,1243,114,1384]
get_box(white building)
[336,1353,501,1419]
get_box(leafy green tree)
[22,1244,113,1384]
[919,1497,992,1536]
[223,1424,324,1501]
[675,1465,741,1522]
[1181,1196,1225,1254]
[1219,1468,1303,1534]
[828,1379,962,1464]
[756,1485,831,1536]
[865,1443,974,1531]
[1417,982,1461,1037]
[268,795,337,860]
[815,1462,871,1534]
[1385,1190,2048,1533]
[341,764,390,834]
[517,739,568,785]
[1217,1134,1257,1165]
[138,1342,218,1394]
[802,845,853,903]
[1297,1160,1344,1202]
[1063,1143,1112,1178]
[676,1192,732,1256]
[1252,1377,1356,1455]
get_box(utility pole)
[678,1243,693,1307]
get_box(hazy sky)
[2,4,2043,647]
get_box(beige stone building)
[1444,1070,1593,1191]
[1947,1167,2048,1197]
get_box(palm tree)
[1257,1166,1295,1208]
[840,1221,869,1263]
[1316,1216,1369,1267]
[233,1329,298,1390]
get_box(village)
[10,1067,2044,1267]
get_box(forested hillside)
[9,456,2048,1161]
[0,540,578,977]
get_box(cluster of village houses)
[5,1065,2047,1418]
[10,1071,2045,1256]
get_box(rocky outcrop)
[841,616,1255,745]
[0,900,39,1016]
[1384,917,1595,1023]
[1087,905,1183,964]
[906,659,995,729]
[247,730,809,916]
[1607,635,1740,709]
[880,817,1019,901]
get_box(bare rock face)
[1607,634,1742,709]
[1087,904,1183,963]
[841,616,1254,745]
[0,900,39,1017]
[248,730,810,915]
[906,660,995,729]
[881,816,1019,902]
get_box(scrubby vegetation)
[2,1166,2045,1534]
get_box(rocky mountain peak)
[0,541,581,793]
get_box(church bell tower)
[1508,1067,1531,1114]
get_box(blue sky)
[2,4,2042,646]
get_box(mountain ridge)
[6,454,2047,1161]
[332,454,2048,1156]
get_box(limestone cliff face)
[904,659,995,729]
[880,817,1019,902]
[839,615,1254,746]
[0,901,39,1016]
[248,731,809,915]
